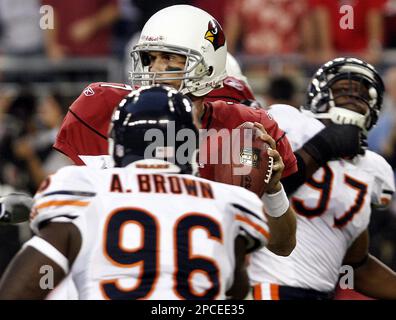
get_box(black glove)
[302,123,366,166]
[0,193,33,224]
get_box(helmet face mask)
[305,57,384,133]
[130,44,209,93]
[130,5,227,97]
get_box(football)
[211,122,274,197]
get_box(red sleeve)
[54,82,131,165]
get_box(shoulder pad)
[269,104,324,150]
[30,166,97,234]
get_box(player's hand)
[253,122,284,194]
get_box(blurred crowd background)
[1,0,396,284]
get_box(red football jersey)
[54,79,256,165]
[199,101,297,179]
[54,80,297,178]
[54,82,131,165]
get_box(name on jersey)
[110,173,215,199]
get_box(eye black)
[141,52,151,66]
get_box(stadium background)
[1,0,396,299]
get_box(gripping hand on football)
[253,121,296,256]
[253,122,284,194]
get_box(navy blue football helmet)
[109,85,197,172]
[304,57,384,132]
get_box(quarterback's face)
[331,79,370,115]
[146,51,187,89]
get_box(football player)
[0,86,296,300]
[249,57,396,300]
[52,5,364,197]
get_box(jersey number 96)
[100,208,222,300]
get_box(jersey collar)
[125,159,181,173]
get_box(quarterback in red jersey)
[54,5,297,176]
[54,5,366,196]
[53,79,296,174]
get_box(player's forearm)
[0,246,65,299]
[227,236,250,299]
[266,206,296,257]
[354,255,396,299]
[282,150,318,195]
[261,182,297,256]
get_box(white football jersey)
[30,162,269,300]
[248,104,395,294]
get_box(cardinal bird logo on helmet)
[204,19,225,51]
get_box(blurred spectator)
[264,75,298,107]
[369,206,396,271]
[0,0,43,56]
[224,0,310,55]
[310,0,386,64]
[193,0,227,25]
[367,67,396,271]
[133,0,190,30]
[0,88,37,193]
[0,221,20,277]
[368,67,396,154]
[42,0,119,60]
[384,0,396,48]
[225,52,252,89]
[112,0,141,58]
[0,182,32,278]
[13,92,70,188]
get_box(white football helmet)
[130,5,227,97]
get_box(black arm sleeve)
[281,152,308,196]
